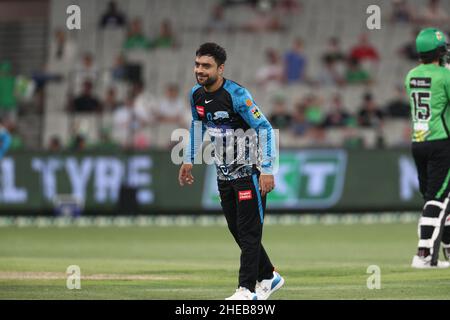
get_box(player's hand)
[179,163,194,186]
[259,174,275,197]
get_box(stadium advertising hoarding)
[0,153,155,211]
[203,150,348,209]
[0,149,422,213]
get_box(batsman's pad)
[442,214,450,248]
[418,200,449,265]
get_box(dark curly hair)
[195,42,227,66]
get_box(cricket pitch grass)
[1,222,450,299]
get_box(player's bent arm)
[233,89,277,175]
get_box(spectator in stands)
[242,7,284,32]
[255,0,276,10]
[317,55,345,87]
[398,28,420,62]
[69,134,88,151]
[345,57,371,85]
[303,94,324,127]
[307,126,327,146]
[111,54,128,82]
[72,52,99,95]
[5,120,24,151]
[384,85,410,119]
[70,80,102,113]
[155,83,186,127]
[221,0,256,8]
[268,95,292,130]
[256,48,284,91]
[132,130,151,150]
[48,135,62,151]
[357,92,384,128]
[0,61,18,124]
[32,63,62,91]
[152,19,177,49]
[390,0,415,24]
[205,4,231,33]
[132,80,157,125]
[283,38,307,84]
[322,37,346,65]
[99,1,127,29]
[123,18,151,50]
[112,92,135,146]
[103,87,120,112]
[322,94,352,128]
[94,128,120,151]
[276,0,301,15]
[342,120,365,149]
[291,101,311,136]
[418,0,449,28]
[48,28,78,74]
[349,33,379,63]
[107,54,143,85]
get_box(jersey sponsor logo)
[413,122,429,131]
[246,99,253,107]
[196,105,205,117]
[219,165,229,176]
[207,126,234,138]
[413,129,430,142]
[238,190,253,201]
[213,111,229,120]
[436,31,443,41]
[251,107,261,119]
[410,77,431,89]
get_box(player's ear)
[218,64,224,75]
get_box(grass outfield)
[0,222,450,299]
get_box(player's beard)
[196,73,218,87]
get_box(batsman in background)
[405,28,450,268]
[178,43,284,300]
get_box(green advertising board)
[203,150,348,209]
[0,149,424,214]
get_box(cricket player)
[405,28,450,268]
[178,43,284,300]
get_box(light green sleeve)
[445,69,450,101]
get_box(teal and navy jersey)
[0,127,11,159]
[185,78,276,180]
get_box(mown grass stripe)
[0,213,420,228]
